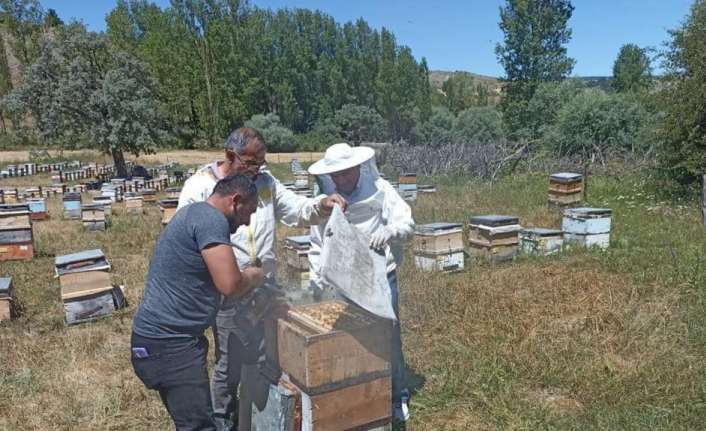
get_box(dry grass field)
[1,154,706,430]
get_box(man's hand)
[322,193,348,213]
[370,225,394,251]
[242,266,265,290]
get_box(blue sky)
[41,0,694,77]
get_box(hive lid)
[81,203,105,210]
[469,215,520,227]
[165,187,182,193]
[565,207,612,217]
[0,277,11,293]
[400,172,417,177]
[0,203,30,213]
[285,235,311,247]
[158,199,179,208]
[63,193,81,200]
[550,172,583,182]
[55,249,106,267]
[417,222,463,233]
[522,227,563,237]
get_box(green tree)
[441,72,491,114]
[495,0,575,138]
[453,107,505,144]
[43,8,62,27]
[417,106,455,146]
[0,0,44,66]
[245,113,295,152]
[657,0,706,184]
[5,24,169,177]
[332,104,388,145]
[612,44,652,93]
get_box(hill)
[429,70,613,93]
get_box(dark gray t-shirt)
[132,202,231,339]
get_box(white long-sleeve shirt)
[308,175,414,290]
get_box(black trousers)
[131,332,216,431]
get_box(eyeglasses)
[234,152,266,169]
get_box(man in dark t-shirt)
[131,174,264,431]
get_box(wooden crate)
[268,301,392,393]
[414,222,464,254]
[300,375,391,431]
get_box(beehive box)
[158,199,179,225]
[0,277,13,321]
[63,193,82,219]
[549,172,583,207]
[468,215,521,263]
[166,187,182,199]
[81,204,106,231]
[140,188,157,203]
[294,171,310,189]
[414,251,465,273]
[562,207,612,249]
[398,173,417,185]
[92,196,113,216]
[0,205,33,261]
[520,228,564,255]
[27,198,48,220]
[23,187,41,198]
[2,189,18,204]
[125,195,144,214]
[267,300,392,394]
[414,222,464,254]
[285,235,311,271]
[398,183,417,201]
[418,184,436,194]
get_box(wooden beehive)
[92,197,113,216]
[398,172,417,185]
[166,187,182,199]
[2,189,18,204]
[562,207,612,249]
[158,199,179,225]
[0,204,33,261]
[0,277,13,321]
[520,228,564,255]
[140,188,157,203]
[284,235,311,271]
[468,215,521,263]
[63,193,82,219]
[267,300,392,394]
[81,204,106,231]
[55,249,125,325]
[414,222,464,254]
[125,195,144,214]
[549,172,583,207]
[27,198,48,220]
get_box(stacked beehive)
[165,187,181,199]
[55,249,126,325]
[158,199,179,225]
[548,172,583,207]
[520,228,564,256]
[284,235,311,289]
[27,197,48,220]
[417,184,437,194]
[468,215,522,263]
[562,207,612,249]
[140,188,157,204]
[2,188,18,204]
[258,300,393,430]
[81,203,107,231]
[0,203,33,261]
[63,192,82,219]
[0,277,12,322]
[413,222,465,272]
[398,173,417,201]
[125,193,144,215]
[92,196,113,217]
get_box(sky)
[40,0,694,77]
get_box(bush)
[414,106,455,146]
[244,113,296,152]
[453,107,504,144]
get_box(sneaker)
[393,399,410,422]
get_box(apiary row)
[412,207,613,272]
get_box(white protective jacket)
[309,162,415,290]
[178,162,329,295]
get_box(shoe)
[393,399,410,422]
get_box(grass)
[1,160,706,430]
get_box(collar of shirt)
[339,173,378,204]
[210,161,226,180]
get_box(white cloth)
[178,162,328,292]
[309,160,415,291]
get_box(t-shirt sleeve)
[189,204,232,251]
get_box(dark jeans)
[131,332,215,431]
[388,270,407,403]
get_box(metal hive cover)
[469,215,520,226]
[55,249,105,267]
[550,172,583,182]
[566,207,612,217]
[417,222,463,233]
[0,277,11,293]
[522,227,563,236]
[285,235,311,246]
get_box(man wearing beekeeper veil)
[307,143,415,423]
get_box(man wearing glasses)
[178,127,346,431]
